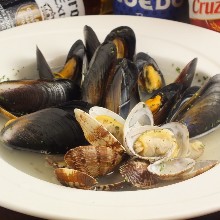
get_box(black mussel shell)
[37,40,86,86]
[83,25,101,63]
[56,39,86,87]
[104,26,136,60]
[174,58,198,91]
[36,46,54,79]
[55,100,93,114]
[0,108,88,154]
[170,74,220,138]
[146,83,183,125]
[0,79,81,116]
[134,52,165,102]
[103,58,139,118]
[166,86,200,122]
[81,42,117,106]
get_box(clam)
[123,102,204,161]
[124,125,180,162]
[123,102,154,138]
[147,158,219,181]
[147,157,196,180]
[65,145,124,178]
[120,158,159,189]
[74,108,125,154]
[94,180,127,191]
[178,160,219,180]
[89,106,125,144]
[55,168,97,190]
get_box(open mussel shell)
[83,25,101,63]
[0,79,81,116]
[89,106,125,144]
[170,74,220,138]
[120,158,159,189]
[134,52,165,102]
[103,58,139,119]
[0,108,88,154]
[166,86,200,122]
[145,82,183,125]
[36,46,53,79]
[54,39,86,86]
[65,145,124,178]
[74,108,125,154]
[81,42,117,106]
[37,40,86,85]
[55,168,97,190]
[147,157,196,181]
[174,58,198,91]
[104,26,136,60]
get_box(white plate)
[0,15,220,220]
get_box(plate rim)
[0,15,220,220]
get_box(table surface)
[0,206,219,220]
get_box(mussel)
[134,52,165,102]
[81,42,117,106]
[174,58,198,91]
[0,106,89,154]
[103,58,139,118]
[37,40,86,86]
[0,79,81,115]
[104,26,136,60]
[145,83,183,125]
[169,74,220,138]
[83,25,101,63]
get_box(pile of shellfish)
[0,25,219,191]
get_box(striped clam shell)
[55,168,97,190]
[65,145,124,178]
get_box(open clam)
[74,108,125,154]
[123,102,194,161]
[89,106,125,144]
